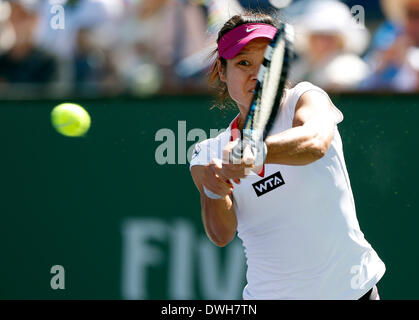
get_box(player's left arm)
[264,90,337,165]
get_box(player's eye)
[237,60,251,67]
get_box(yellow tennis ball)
[51,103,91,137]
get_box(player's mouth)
[248,86,256,94]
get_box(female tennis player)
[189,12,386,300]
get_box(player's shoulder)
[195,129,229,148]
[192,115,237,151]
[287,81,326,96]
[284,82,331,108]
[190,128,230,168]
[287,81,343,124]
[193,129,229,155]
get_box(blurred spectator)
[0,0,15,54]
[35,0,123,60]
[110,0,210,95]
[0,1,57,89]
[34,0,124,95]
[289,0,370,91]
[361,0,419,92]
[174,0,243,82]
[73,27,117,96]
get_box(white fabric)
[190,82,386,299]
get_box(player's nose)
[250,65,259,81]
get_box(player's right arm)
[190,164,237,247]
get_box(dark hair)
[208,11,278,109]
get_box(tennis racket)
[232,22,294,163]
[204,22,294,199]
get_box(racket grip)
[203,186,223,199]
[230,141,243,164]
[230,140,267,166]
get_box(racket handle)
[230,141,243,164]
[230,139,268,166]
[203,186,223,199]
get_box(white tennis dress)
[190,82,386,300]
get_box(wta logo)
[252,171,285,197]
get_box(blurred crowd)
[0,0,418,98]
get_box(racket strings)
[241,23,294,150]
[243,29,281,137]
[256,41,284,140]
[263,39,292,140]
[243,27,283,132]
[252,27,286,142]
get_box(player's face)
[219,38,271,114]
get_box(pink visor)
[218,23,278,59]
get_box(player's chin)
[245,92,254,104]
[233,94,252,112]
